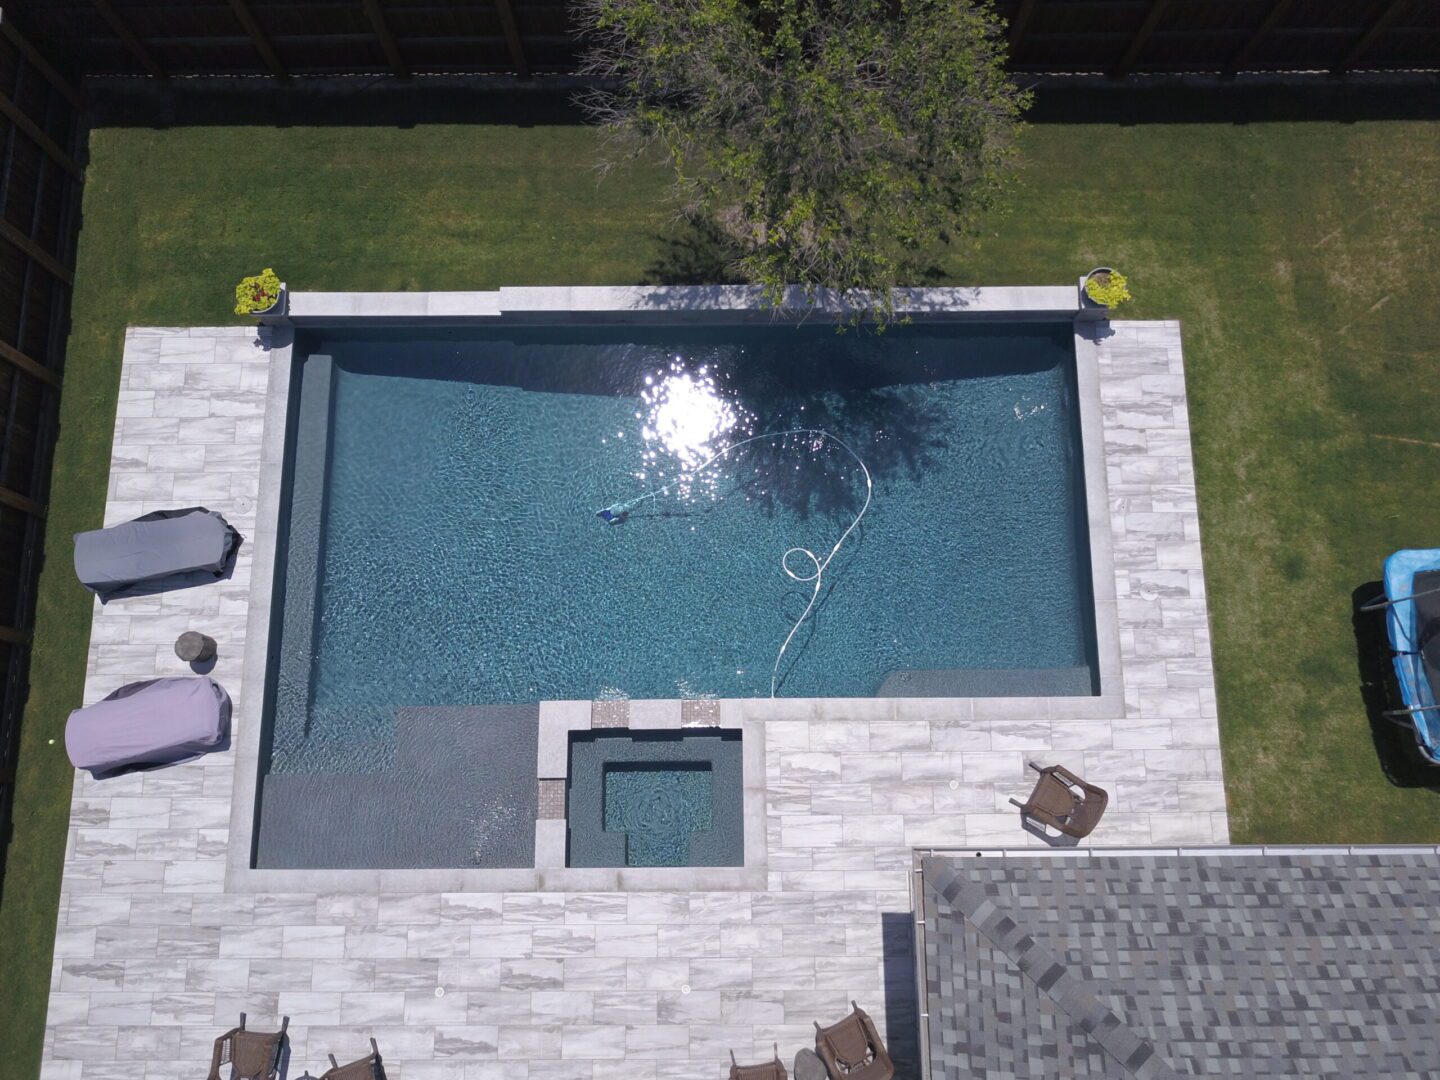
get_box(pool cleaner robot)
[595,429,872,696]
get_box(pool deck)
[42,309,1225,1079]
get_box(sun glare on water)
[634,358,753,498]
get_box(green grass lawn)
[1,89,1437,1076]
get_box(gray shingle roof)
[919,851,1440,1078]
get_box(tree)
[578,0,1030,320]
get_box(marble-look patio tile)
[626,894,688,924]
[501,1026,565,1059]
[500,959,566,992]
[623,1024,690,1058]
[687,958,752,993]
[51,1028,119,1062]
[148,992,217,1025]
[244,960,314,991]
[467,992,537,1025]
[311,960,375,992]
[592,992,657,1026]
[46,992,92,1028]
[277,990,344,1025]
[371,959,443,993]
[347,926,409,958]
[121,959,187,992]
[404,988,471,1024]
[43,321,1226,1080]
[339,991,406,1024]
[532,926,597,958]
[185,960,251,992]
[408,925,472,958]
[657,923,722,959]
[625,959,690,992]
[560,1025,627,1060]
[593,924,656,958]
[440,893,504,923]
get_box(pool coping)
[227,284,1122,892]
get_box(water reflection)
[635,357,753,498]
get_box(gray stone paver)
[42,318,1224,1080]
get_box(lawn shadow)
[1350,582,1440,791]
[83,76,590,129]
[1026,80,1440,126]
[642,218,745,287]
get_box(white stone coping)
[270,284,1082,324]
[228,286,1124,893]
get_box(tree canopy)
[578,0,1031,318]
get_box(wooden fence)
[0,11,83,889]
[17,0,1440,80]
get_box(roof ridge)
[928,862,1180,1080]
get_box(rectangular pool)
[255,321,1098,868]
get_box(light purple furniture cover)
[65,676,230,779]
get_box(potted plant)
[1079,267,1131,314]
[234,267,285,317]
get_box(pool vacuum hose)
[596,429,872,696]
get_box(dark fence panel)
[16,0,1440,78]
[999,0,1440,75]
[0,14,81,894]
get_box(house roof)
[918,849,1440,1079]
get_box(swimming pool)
[255,320,1097,867]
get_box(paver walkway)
[42,319,1224,1080]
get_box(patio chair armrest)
[208,1030,238,1080]
[1045,763,1086,788]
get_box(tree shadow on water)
[724,382,948,524]
[1351,583,1440,791]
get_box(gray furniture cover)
[65,676,230,779]
[74,507,240,601]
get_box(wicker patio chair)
[730,1043,787,1080]
[207,1013,288,1080]
[1017,761,1108,839]
[320,1037,384,1080]
[814,1002,894,1080]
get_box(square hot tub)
[566,730,744,867]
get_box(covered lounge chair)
[74,506,240,602]
[65,676,230,779]
[814,1002,894,1080]
[321,1037,384,1080]
[1015,761,1108,840]
[730,1044,786,1080]
[207,1013,288,1080]
[1363,550,1440,764]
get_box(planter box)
[1076,268,1111,321]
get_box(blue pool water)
[314,322,1091,699]
[604,765,714,867]
[262,323,1096,794]
[567,730,744,868]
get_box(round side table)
[175,631,217,664]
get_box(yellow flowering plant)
[1084,270,1132,309]
[234,268,283,315]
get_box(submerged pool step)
[254,703,539,869]
[877,666,1096,697]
